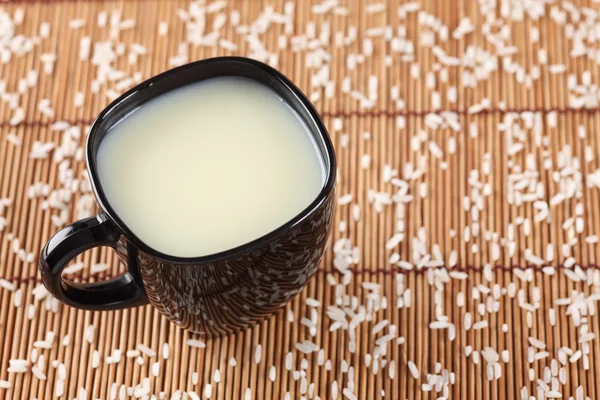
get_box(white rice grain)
[40,23,50,38]
[338,194,353,205]
[219,39,238,51]
[126,350,140,358]
[85,325,95,343]
[63,262,84,275]
[91,351,100,368]
[255,344,262,363]
[528,337,546,350]
[137,344,156,357]
[6,133,21,146]
[27,304,35,320]
[570,350,582,363]
[305,298,320,308]
[473,320,488,330]
[56,379,64,397]
[408,361,419,379]
[331,381,339,399]
[186,339,206,349]
[203,384,212,399]
[13,289,22,307]
[68,19,86,29]
[0,279,16,291]
[90,263,108,273]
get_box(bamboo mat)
[0,0,600,399]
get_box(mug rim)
[85,56,336,264]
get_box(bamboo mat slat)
[0,0,599,399]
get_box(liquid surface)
[97,77,325,257]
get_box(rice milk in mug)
[39,57,336,335]
[97,76,325,258]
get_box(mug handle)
[39,213,148,310]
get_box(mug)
[39,57,336,336]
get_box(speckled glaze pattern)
[124,189,335,336]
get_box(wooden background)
[0,0,599,399]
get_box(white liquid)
[97,77,325,257]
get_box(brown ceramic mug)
[39,57,336,336]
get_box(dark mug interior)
[39,57,337,335]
